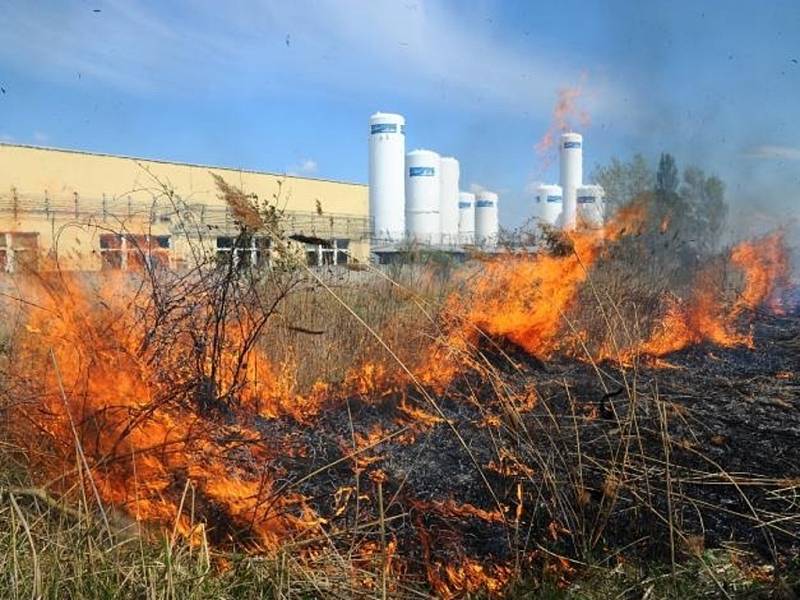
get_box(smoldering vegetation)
[0,175,798,599]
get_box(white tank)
[559,132,583,231]
[534,184,563,227]
[405,149,441,245]
[369,112,406,241]
[475,190,499,247]
[438,157,460,246]
[458,191,475,245]
[576,184,605,229]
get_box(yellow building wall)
[0,143,370,267]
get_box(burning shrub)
[0,180,797,598]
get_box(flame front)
[637,231,790,356]
[1,203,793,597]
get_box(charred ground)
[214,308,800,594]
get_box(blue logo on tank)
[475,200,494,208]
[409,166,435,176]
[564,141,581,149]
[546,195,562,203]
[458,201,472,208]
[577,196,596,204]
[371,123,397,134]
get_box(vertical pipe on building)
[559,132,583,231]
[475,190,499,247]
[534,184,563,228]
[576,184,606,229]
[369,112,406,242]
[458,191,476,245]
[405,149,441,245]
[438,157,460,247]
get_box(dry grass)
[0,256,797,598]
[0,182,796,598]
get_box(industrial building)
[0,114,601,274]
[0,143,371,273]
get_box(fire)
[0,193,793,597]
[413,498,506,524]
[416,512,513,599]
[637,232,791,357]
[445,200,646,359]
[730,230,790,315]
[8,274,325,550]
[535,73,591,163]
[637,286,751,357]
[659,212,671,233]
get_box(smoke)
[468,182,488,195]
[743,145,800,161]
[534,72,591,170]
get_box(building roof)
[0,142,367,188]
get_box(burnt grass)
[248,310,800,588]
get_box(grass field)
[0,187,798,599]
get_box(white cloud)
[744,145,800,161]
[287,158,318,176]
[0,1,626,117]
[32,131,49,143]
[0,133,14,142]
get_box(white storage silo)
[475,190,499,247]
[369,112,406,241]
[576,184,605,229]
[438,157,460,246]
[534,184,563,227]
[559,132,583,231]
[405,149,441,245]
[458,191,475,245]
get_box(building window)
[335,239,350,265]
[99,233,171,271]
[305,243,321,267]
[216,235,271,269]
[0,232,39,273]
[305,239,350,267]
[99,234,123,270]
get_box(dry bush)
[0,180,795,599]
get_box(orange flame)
[445,201,646,359]
[730,230,791,315]
[10,274,324,549]
[637,231,790,357]
[2,198,793,597]
[535,73,591,165]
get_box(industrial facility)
[0,143,371,273]
[369,113,604,259]
[532,132,606,230]
[0,113,602,273]
[369,111,501,253]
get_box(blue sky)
[1,0,798,234]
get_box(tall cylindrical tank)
[534,184,563,227]
[369,112,406,241]
[458,191,475,245]
[438,157,460,246]
[475,190,499,247]
[576,184,605,229]
[405,149,441,244]
[559,132,583,231]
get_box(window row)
[0,232,353,272]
